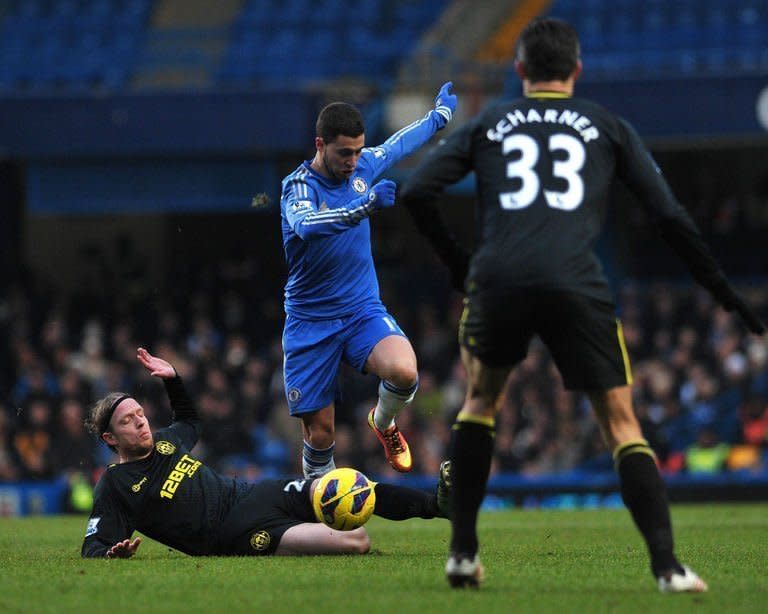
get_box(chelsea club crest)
[352,177,368,193]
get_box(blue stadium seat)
[0,0,152,92]
[547,0,768,81]
[217,0,449,88]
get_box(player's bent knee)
[386,363,418,389]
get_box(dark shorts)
[459,288,632,391]
[215,478,316,556]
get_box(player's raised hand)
[433,81,457,128]
[368,179,397,210]
[106,537,142,559]
[137,347,177,379]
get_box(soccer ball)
[312,468,376,531]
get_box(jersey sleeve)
[400,120,474,201]
[163,376,202,449]
[399,121,475,269]
[614,117,729,290]
[282,175,375,240]
[363,109,448,178]
[81,474,134,558]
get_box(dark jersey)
[401,93,728,301]
[81,378,308,557]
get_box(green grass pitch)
[1,503,766,613]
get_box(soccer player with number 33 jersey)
[401,17,764,591]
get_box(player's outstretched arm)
[708,280,766,335]
[367,81,458,176]
[137,347,176,378]
[654,218,765,333]
[406,199,470,293]
[655,222,764,334]
[399,121,475,293]
[106,537,142,559]
[615,119,765,335]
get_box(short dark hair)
[516,17,580,83]
[315,102,364,143]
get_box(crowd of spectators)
[1,248,767,499]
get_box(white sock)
[373,378,418,431]
[302,441,336,478]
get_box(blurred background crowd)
[1,0,768,513]
[2,235,767,497]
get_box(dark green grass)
[1,504,766,613]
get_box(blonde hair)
[85,392,131,451]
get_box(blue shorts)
[282,304,406,415]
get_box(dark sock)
[616,442,682,577]
[450,419,495,556]
[373,483,439,520]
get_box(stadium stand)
[1,0,765,94]
[216,0,450,88]
[0,0,453,92]
[549,0,768,80]
[0,0,153,91]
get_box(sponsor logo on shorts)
[288,388,302,403]
[250,530,271,551]
[155,441,176,455]
[352,177,368,193]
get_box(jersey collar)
[525,91,572,99]
[302,160,347,187]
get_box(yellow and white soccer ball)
[312,468,376,531]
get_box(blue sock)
[302,441,336,478]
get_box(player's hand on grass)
[106,537,141,559]
[137,347,177,379]
[368,179,397,210]
[434,81,457,128]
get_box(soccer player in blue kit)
[280,83,457,478]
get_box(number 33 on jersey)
[499,132,585,211]
[400,94,690,301]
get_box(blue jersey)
[280,109,446,319]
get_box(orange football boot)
[367,408,412,472]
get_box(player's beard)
[121,436,154,462]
